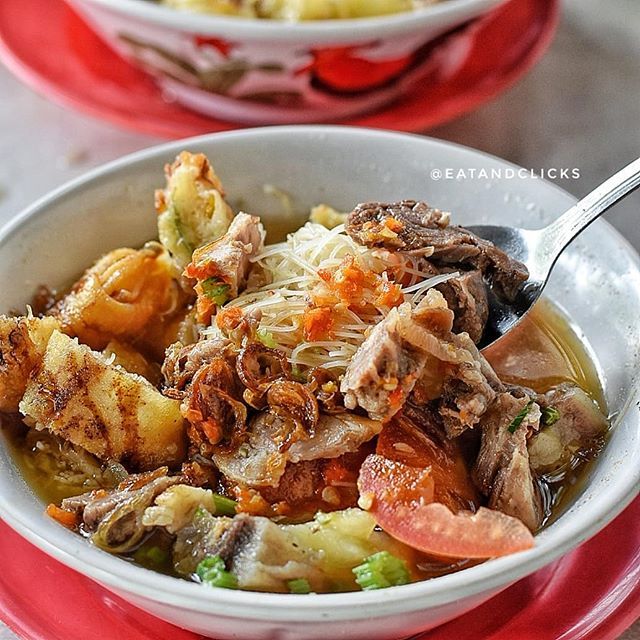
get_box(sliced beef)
[185,212,265,298]
[211,411,287,488]
[473,392,543,531]
[346,200,528,301]
[212,411,381,489]
[528,383,608,476]
[341,289,499,433]
[347,200,450,252]
[287,413,382,463]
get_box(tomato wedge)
[358,453,535,559]
[376,415,480,512]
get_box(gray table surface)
[0,0,638,637]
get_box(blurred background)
[1,0,638,244]
[0,0,638,638]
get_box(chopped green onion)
[193,505,211,523]
[173,209,194,254]
[133,545,168,567]
[508,400,534,434]
[352,551,410,591]
[212,493,237,516]
[257,328,278,349]
[287,578,312,594]
[541,406,561,426]
[196,555,238,589]
[201,279,230,305]
[146,546,168,565]
[291,365,307,383]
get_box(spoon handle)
[543,157,640,263]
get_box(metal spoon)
[468,157,640,349]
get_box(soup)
[0,151,608,594]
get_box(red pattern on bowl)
[65,0,507,123]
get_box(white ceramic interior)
[67,0,507,124]
[0,127,638,640]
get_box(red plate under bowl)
[0,497,638,640]
[0,0,558,138]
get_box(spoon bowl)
[469,156,640,349]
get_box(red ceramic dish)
[0,0,558,137]
[0,498,638,640]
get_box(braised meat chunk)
[346,200,529,301]
[340,302,432,421]
[473,392,543,531]
[437,269,489,343]
[341,289,498,434]
[528,383,608,475]
[60,468,186,552]
[185,212,265,323]
[437,332,502,438]
[347,200,450,253]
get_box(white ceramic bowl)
[0,127,639,640]
[65,0,507,124]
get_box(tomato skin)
[376,415,480,512]
[358,453,534,559]
[358,454,435,510]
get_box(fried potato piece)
[103,340,162,386]
[155,151,234,268]
[20,331,186,469]
[51,244,182,354]
[0,315,59,412]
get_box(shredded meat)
[473,392,543,531]
[346,200,528,301]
